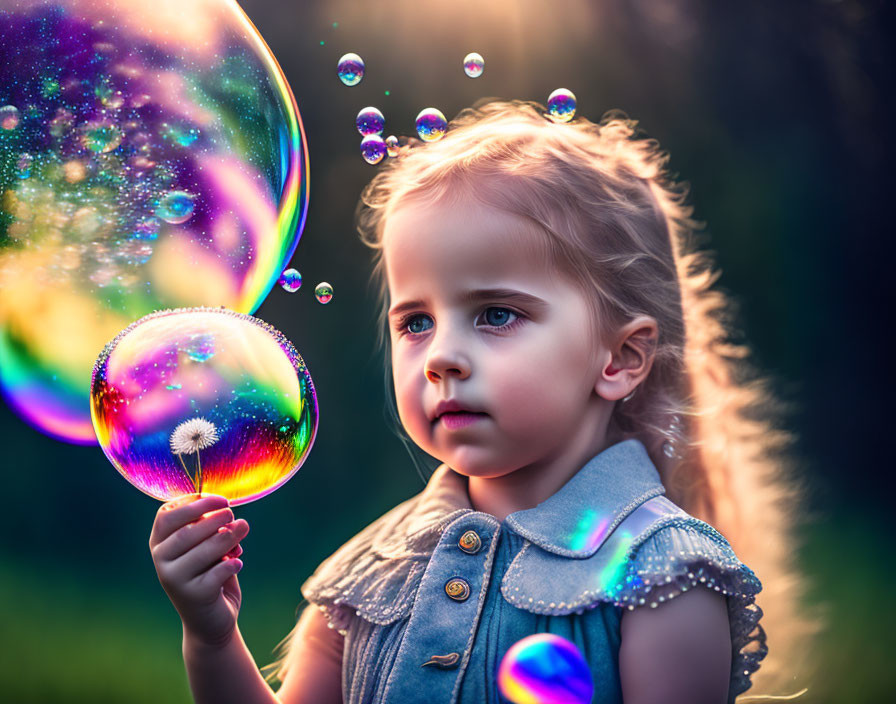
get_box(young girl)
[149,99,820,703]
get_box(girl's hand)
[149,494,250,649]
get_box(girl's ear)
[594,316,659,401]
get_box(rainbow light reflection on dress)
[497,633,594,704]
[0,0,309,444]
[90,308,318,505]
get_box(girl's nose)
[424,345,471,383]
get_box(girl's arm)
[149,495,343,704]
[619,585,732,704]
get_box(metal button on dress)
[444,577,471,601]
[458,530,482,554]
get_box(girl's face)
[383,193,611,480]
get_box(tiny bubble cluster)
[155,191,196,224]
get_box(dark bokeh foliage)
[0,0,892,701]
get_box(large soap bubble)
[497,633,594,704]
[90,307,318,505]
[0,0,310,444]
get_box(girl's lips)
[437,411,488,430]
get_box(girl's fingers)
[168,519,250,581]
[224,544,243,559]
[152,507,236,562]
[150,494,229,546]
[193,556,243,595]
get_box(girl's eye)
[479,307,518,327]
[406,314,433,335]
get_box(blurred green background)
[1,0,892,702]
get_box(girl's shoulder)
[499,494,767,702]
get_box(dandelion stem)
[195,449,203,494]
[176,453,195,492]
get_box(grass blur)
[0,509,888,703]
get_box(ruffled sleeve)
[615,516,768,702]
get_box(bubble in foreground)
[278,267,302,292]
[547,88,577,123]
[385,135,399,157]
[415,107,448,142]
[360,135,386,165]
[337,52,365,86]
[497,634,593,704]
[356,106,385,136]
[314,282,333,304]
[90,307,318,505]
[463,52,484,78]
[0,0,310,444]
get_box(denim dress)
[301,439,767,704]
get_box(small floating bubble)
[16,153,33,178]
[337,52,364,86]
[155,191,196,225]
[80,119,123,152]
[415,108,447,142]
[356,106,384,136]
[463,52,484,78]
[547,88,577,123]
[360,135,386,164]
[279,268,302,293]
[0,105,21,130]
[314,282,333,304]
[385,135,399,157]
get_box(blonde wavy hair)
[267,98,824,699]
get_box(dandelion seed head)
[170,417,220,455]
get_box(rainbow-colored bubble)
[497,634,594,704]
[314,282,333,304]
[337,52,365,86]
[385,135,399,158]
[278,268,302,293]
[90,308,318,505]
[463,52,485,78]
[415,107,448,142]
[0,0,309,444]
[356,107,385,136]
[360,135,387,165]
[547,88,577,123]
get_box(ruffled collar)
[396,438,665,559]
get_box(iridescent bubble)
[90,308,318,505]
[497,634,594,704]
[0,0,310,444]
[0,104,20,130]
[15,153,33,178]
[360,135,386,165]
[337,52,364,86]
[154,190,196,224]
[463,52,484,78]
[547,88,577,123]
[356,106,384,136]
[278,267,302,293]
[314,282,333,304]
[415,107,448,142]
[79,119,123,152]
[385,135,399,157]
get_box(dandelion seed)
[170,417,219,455]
